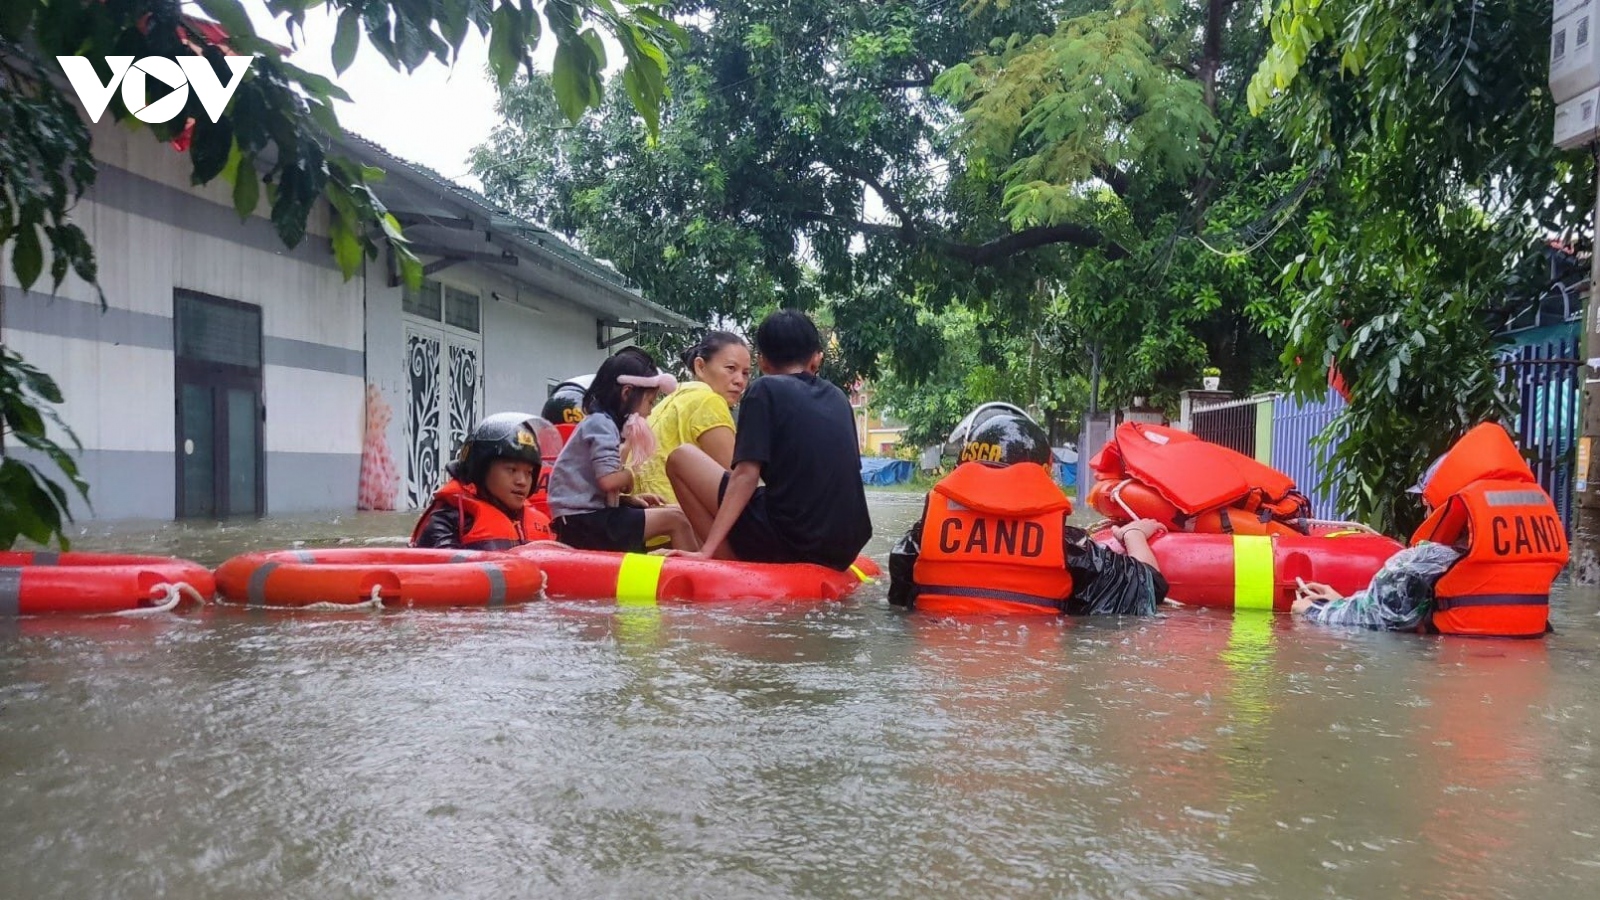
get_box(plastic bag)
[1304,541,1459,631]
[887,527,920,609]
[1063,529,1162,616]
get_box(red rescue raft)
[515,544,880,604]
[1094,526,1403,611]
[0,551,215,615]
[214,548,545,609]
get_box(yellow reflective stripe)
[1232,534,1276,611]
[849,564,870,583]
[615,553,664,607]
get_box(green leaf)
[396,244,423,290]
[2,396,47,438]
[379,212,406,241]
[621,66,659,135]
[16,363,64,405]
[439,0,473,52]
[280,62,353,104]
[194,0,255,41]
[307,99,342,136]
[233,156,260,218]
[189,119,234,185]
[329,214,363,277]
[12,223,42,289]
[550,40,598,121]
[332,5,362,75]
[488,3,523,89]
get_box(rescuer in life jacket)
[888,409,1169,616]
[411,412,560,550]
[541,377,591,435]
[1292,422,1567,636]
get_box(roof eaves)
[337,133,695,328]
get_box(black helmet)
[456,413,560,484]
[541,378,590,426]
[960,411,1052,467]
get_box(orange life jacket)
[411,480,554,550]
[1409,423,1568,637]
[1087,423,1310,534]
[912,462,1073,616]
[1086,476,1306,536]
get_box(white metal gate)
[402,320,482,508]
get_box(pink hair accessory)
[616,372,678,394]
[620,413,658,470]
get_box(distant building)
[847,380,906,455]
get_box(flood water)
[4,492,1600,898]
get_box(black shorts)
[552,506,647,553]
[718,473,804,565]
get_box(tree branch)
[799,212,1130,264]
[821,160,915,237]
[1093,164,1132,199]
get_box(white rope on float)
[1111,479,1141,522]
[1305,518,1381,535]
[208,584,388,612]
[296,584,387,612]
[107,581,210,617]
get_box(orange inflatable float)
[1093,525,1402,611]
[0,551,214,615]
[214,548,545,609]
[515,544,880,604]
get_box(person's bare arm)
[697,426,736,470]
[1111,519,1165,568]
[597,467,633,495]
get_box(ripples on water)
[3,492,1600,899]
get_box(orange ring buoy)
[0,551,215,616]
[213,548,545,609]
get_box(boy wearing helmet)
[411,413,559,550]
[888,407,1168,616]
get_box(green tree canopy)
[1251,0,1586,532]
[476,0,1304,428]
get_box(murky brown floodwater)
[4,492,1600,899]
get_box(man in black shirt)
[667,310,872,570]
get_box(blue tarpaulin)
[1055,461,1077,486]
[861,457,914,486]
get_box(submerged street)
[3,493,1598,899]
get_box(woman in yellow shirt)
[634,332,751,503]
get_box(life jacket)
[529,426,575,519]
[410,479,554,550]
[912,462,1072,616]
[1087,423,1310,534]
[1409,423,1568,637]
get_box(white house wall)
[364,259,613,509]
[0,120,364,519]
